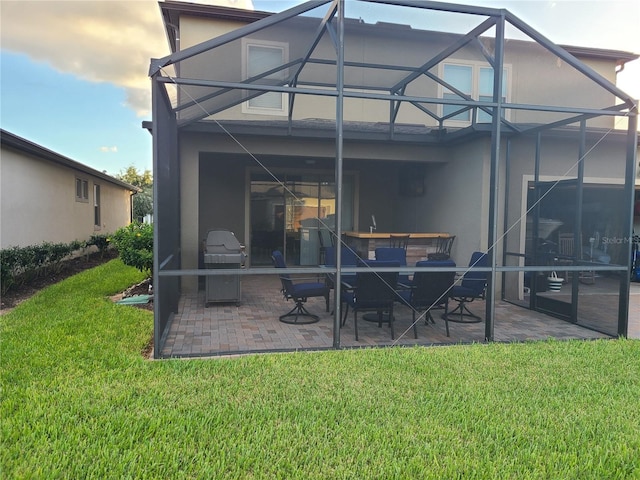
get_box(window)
[441,62,509,125]
[442,64,473,122]
[243,41,288,116]
[94,184,101,228]
[477,67,507,123]
[75,178,89,202]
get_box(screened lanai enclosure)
[149,0,638,358]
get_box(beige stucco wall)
[180,15,248,50]
[176,14,622,130]
[0,146,133,249]
[422,140,492,262]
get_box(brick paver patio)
[159,274,640,358]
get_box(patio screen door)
[250,174,353,266]
[524,179,625,336]
[527,179,578,321]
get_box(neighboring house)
[0,129,138,249]
[148,0,639,355]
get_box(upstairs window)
[76,178,89,202]
[441,62,510,125]
[477,67,508,123]
[442,64,473,122]
[243,41,288,116]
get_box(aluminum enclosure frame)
[150,0,638,358]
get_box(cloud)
[100,146,118,153]
[0,0,254,117]
[3,0,635,119]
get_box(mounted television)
[398,164,426,197]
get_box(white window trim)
[438,60,511,127]
[241,39,289,117]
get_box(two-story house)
[147,0,638,357]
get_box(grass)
[2,259,640,479]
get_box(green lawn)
[2,259,640,479]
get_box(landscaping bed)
[0,250,118,311]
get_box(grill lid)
[205,229,242,254]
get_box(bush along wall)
[0,235,116,295]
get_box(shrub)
[87,234,111,258]
[1,246,22,294]
[110,223,153,276]
[0,240,84,295]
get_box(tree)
[117,165,152,188]
[116,165,153,222]
[132,189,153,223]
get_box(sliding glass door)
[250,173,353,266]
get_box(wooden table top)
[343,232,451,239]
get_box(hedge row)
[0,234,110,295]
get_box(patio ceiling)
[150,0,638,137]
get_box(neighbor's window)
[93,184,101,228]
[76,178,89,202]
[243,41,288,116]
[441,62,510,125]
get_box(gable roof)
[0,129,139,192]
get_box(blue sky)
[1,51,151,175]
[1,0,638,177]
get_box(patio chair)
[341,260,399,340]
[375,247,410,285]
[428,235,455,261]
[444,251,488,323]
[557,233,602,285]
[390,234,410,250]
[272,250,330,324]
[317,228,335,265]
[556,232,575,280]
[324,245,360,288]
[397,259,456,337]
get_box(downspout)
[129,189,138,223]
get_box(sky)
[1,0,639,177]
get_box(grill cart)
[203,229,243,305]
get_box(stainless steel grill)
[203,229,243,305]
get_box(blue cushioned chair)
[272,250,330,324]
[397,260,456,337]
[375,247,410,285]
[445,251,488,323]
[341,260,399,340]
[324,245,360,287]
